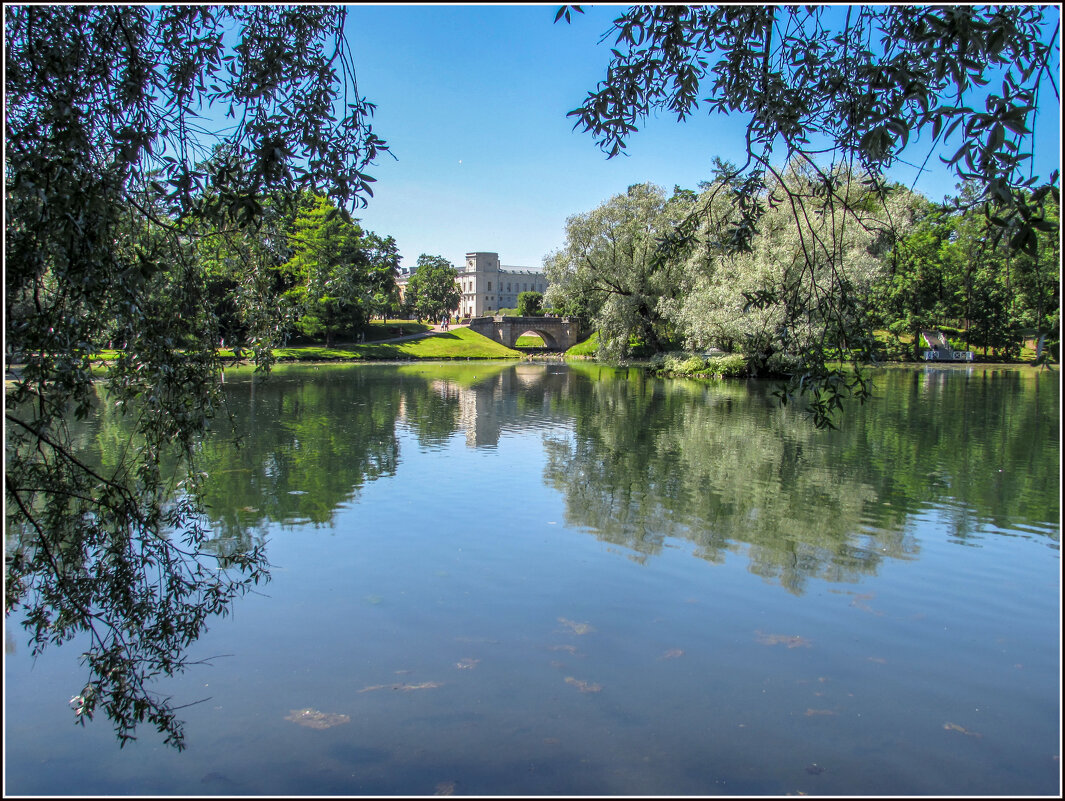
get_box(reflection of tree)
[193,363,581,529]
[196,368,402,534]
[6,390,267,749]
[848,368,1060,534]
[24,360,1049,747]
[544,367,1058,594]
[96,363,1057,585]
[71,363,1059,627]
[400,380,461,447]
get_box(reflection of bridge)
[467,316,581,350]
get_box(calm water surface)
[4,362,1060,795]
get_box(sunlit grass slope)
[272,326,521,361]
[565,330,599,357]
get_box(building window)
[487,282,491,291]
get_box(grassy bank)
[271,327,521,361]
[564,325,1057,375]
[66,323,1061,373]
[564,331,600,357]
[81,326,521,366]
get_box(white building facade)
[456,252,548,319]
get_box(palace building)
[456,252,547,319]
[395,251,548,319]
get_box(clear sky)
[342,4,1061,272]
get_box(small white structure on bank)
[922,330,975,362]
[457,252,547,319]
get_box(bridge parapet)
[468,316,581,350]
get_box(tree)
[1011,191,1061,362]
[948,182,1060,360]
[5,6,389,749]
[559,5,1059,422]
[360,233,403,321]
[517,291,544,317]
[403,255,461,323]
[198,189,401,345]
[544,183,697,358]
[669,160,921,378]
[191,190,296,360]
[872,203,962,359]
[281,192,366,346]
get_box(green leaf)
[987,122,1004,152]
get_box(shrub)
[705,353,747,377]
[679,355,708,373]
[517,291,543,316]
[649,351,747,378]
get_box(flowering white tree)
[544,183,697,358]
[666,161,926,383]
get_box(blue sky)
[342,5,1061,272]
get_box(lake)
[4,362,1060,795]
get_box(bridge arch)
[467,316,581,350]
[514,327,559,349]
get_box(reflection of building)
[396,366,575,449]
[451,367,571,447]
[457,252,547,318]
[458,376,503,448]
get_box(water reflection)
[549,365,1057,590]
[189,363,1058,596]
[404,363,573,448]
[7,361,1060,791]
[541,372,912,594]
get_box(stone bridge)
[467,316,582,350]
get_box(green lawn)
[273,326,521,361]
[72,325,1059,369]
[394,360,514,386]
[79,327,519,366]
[565,330,599,357]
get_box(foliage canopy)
[403,255,461,323]
[559,4,1060,423]
[517,291,544,317]
[5,5,389,748]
